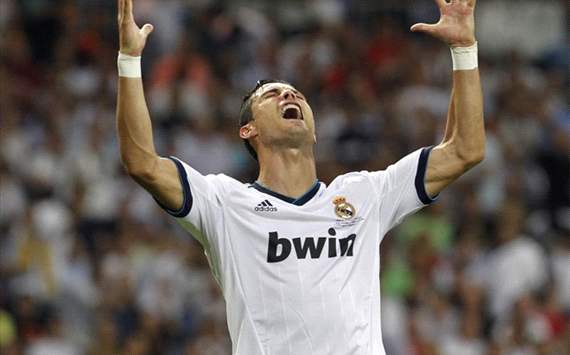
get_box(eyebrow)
[260,88,280,98]
[259,86,304,99]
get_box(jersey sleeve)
[367,147,437,231]
[153,156,229,249]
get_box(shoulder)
[169,157,247,197]
[328,170,379,191]
[201,172,248,195]
[205,172,243,187]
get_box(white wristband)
[450,42,478,71]
[117,52,142,78]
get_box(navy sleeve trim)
[415,146,438,205]
[153,156,193,218]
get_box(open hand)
[117,0,154,56]
[411,0,476,47]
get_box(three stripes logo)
[255,200,278,212]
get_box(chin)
[288,130,314,145]
[286,124,311,138]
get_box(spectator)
[0,1,566,354]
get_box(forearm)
[425,68,485,196]
[116,76,160,177]
[442,89,456,143]
[417,0,484,197]
[115,0,182,210]
[448,69,485,165]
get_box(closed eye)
[262,89,279,100]
[260,87,306,101]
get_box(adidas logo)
[255,200,278,212]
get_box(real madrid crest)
[333,196,356,220]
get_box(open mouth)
[281,103,303,120]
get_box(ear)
[239,123,257,140]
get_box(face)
[240,83,316,151]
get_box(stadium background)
[0,0,568,354]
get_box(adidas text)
[255,200,277,212]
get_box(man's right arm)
[116,0,182,210]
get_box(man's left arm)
[411,0,485,197]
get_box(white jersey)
[157,147,436,355]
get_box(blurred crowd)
[0,0,568,354]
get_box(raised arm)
[411,0,485,197]
[116,0,182,210]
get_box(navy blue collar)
[251,180,320,206]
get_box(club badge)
[333,196,356,220]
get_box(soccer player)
[116,0,484,353]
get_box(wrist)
[119,47,143,56]
[117,52,142,78]
[450,38,477,48]
[450,42,478,71]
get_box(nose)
[281,89,295,100]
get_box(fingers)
[410,23,438,36]
[434,0,447,7]
[458,0,475,8]
[118,0,133,22]
[140,24,154,38]
[118,0,136,26]
[435,0,475,8]
[456,0,476,6]
[126,0,133,19]
[118,0,123,21]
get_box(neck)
[257,147,317,199]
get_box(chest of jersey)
[218,184,381,279]
[214,184,383,353]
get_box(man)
[116,0,485,353]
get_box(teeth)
[282,104,299,114]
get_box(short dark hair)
[239,79,293,161]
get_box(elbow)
[465,152,485,170]
[459,146,485,170]
[121,157,158,184]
